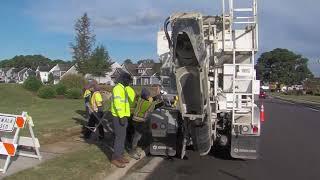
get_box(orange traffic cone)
[260,104,265,122]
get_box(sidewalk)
[1,132,148,180]
[0,136,88,179]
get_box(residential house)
[85,62,122,85]
[36,65,51,83]
[111,67,128,84]
[49,64,73,84]
[17,68,35,84]
[60,65,78,79]
[4,67,18,83]
[121,62,161,86]
[0,68,6,82]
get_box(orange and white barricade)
[0,112,41,173]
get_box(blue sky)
[0,0,319,76]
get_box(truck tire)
[191,119,212,155]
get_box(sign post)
[0,112,41,173]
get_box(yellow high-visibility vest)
[110,83,130,118]
[125,86,136,109]
[90,91,103,112]
[83,89,91,98]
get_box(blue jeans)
[112,116,128,160]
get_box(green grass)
[4,145,112,180]
[0,84,84,144]
[271,92,320,104]
[0,84,116,179]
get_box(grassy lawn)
[0,84,85,144]
[4,145,113,180]
[1,84,116,179]
[270,92,320,104]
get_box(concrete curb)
[105,148,148,180]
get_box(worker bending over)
[128,88,160,160]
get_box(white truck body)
[150,0,261,159]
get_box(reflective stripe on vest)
[133,98,154,122]
[110,83,130,118]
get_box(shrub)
[55,83,67,95]
[23,76,43,92]
[37,86,57,99]
[99,84,113,92]
[60,74,87,90]
[65,88,82,99]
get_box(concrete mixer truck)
[148,0,261,159]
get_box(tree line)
[0,55,72,70]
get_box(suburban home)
[0,68,6,82]
[36,65,51,83]
[49,64,73,84]
[60,65,78,80]
[17,68,35,84]
[121,62,161,86]
[4,67,18,83]
[111,67,128,84]
[85,62,122,85]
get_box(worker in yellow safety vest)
[125,86,136,112]
[110,73,133,168]
[128,88,159,160]
[124,85,137,150]
[83,84,104,140]
[83,84,93,119]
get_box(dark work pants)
[85,105,90,119]
[84,111,104,138]
[112,116,128,160]
[131,121,145,150]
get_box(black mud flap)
[150,136,177,157]
[230,135,259,159]
[191,122,212,156]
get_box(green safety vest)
[110,83,130,118]
[133,98,155,122]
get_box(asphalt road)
[125,98,320,180]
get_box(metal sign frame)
[0,112,41,173]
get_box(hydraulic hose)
[164,17,172,48]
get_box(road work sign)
[0,115,16,132]
[0,112,41,174]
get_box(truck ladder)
[222,0,258,125]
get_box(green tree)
[124,59,133,64]
[0,55,52,69]
[88,45,112,77]
[0,55,72,70]
[257,48,313,85]
[70,13,95,74]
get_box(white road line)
[306,107,320,112]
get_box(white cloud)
[25,0,320,75]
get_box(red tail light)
[151,123,158,129]
[252,126,259,134]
